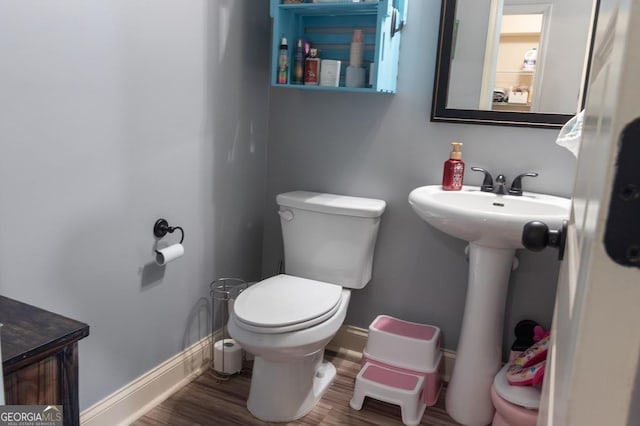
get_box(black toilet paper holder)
[153,218,184,244]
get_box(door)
[537,0,640,425]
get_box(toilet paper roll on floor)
[155,243,184,266]
[213,338,243,374]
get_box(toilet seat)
[493,364,541,409]
[233,274,343,334]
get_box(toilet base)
[247,349,336,422]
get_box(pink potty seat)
[491,364,540,426]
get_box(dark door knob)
[522,220,569,260]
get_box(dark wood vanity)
[1,296,89,426]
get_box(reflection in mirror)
[487,13,543,112]
[433,0,599,128]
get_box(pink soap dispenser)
[442,142,465,191]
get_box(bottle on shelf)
[293,38,305,84]
[304,48,320,85]
[346,29,366,88]
[522,47,537,70]
[277,36,289,84]
[350,29,364,68]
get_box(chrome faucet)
[471,167,539,196]
[508,172,539,195]
[470,167,494,192]
[494,174,507,194]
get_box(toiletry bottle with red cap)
[442,142,465,191]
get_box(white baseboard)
[328,324,457,382]
[80,336,211,426]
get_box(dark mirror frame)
[431,0,599,129]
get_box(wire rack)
[210,277,248,380]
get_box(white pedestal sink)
[408,185,570,426]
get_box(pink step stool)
[350,362,426,426]
[350,315,443,425]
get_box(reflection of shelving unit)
[495,70,534,90]
[493,36,539,112]
[484,12,544,112]
[492,102,532,111]
[494,69,535,111]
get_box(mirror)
[432,0,599,128]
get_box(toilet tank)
[277,191,386,289]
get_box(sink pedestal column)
[445,243,515,426]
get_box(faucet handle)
[509,172,539,196]
[471,167,494,192]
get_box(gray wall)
[263,0,578,355]
[0,0,270,409]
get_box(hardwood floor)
[134,350,461,426]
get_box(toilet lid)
[494,364,541,409]
[233,274,343,330]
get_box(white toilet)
[227,190,386,422]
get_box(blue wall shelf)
[269,0,408,94]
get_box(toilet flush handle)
[278,209,294,222]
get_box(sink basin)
[409,185,571,248]
[408,184,570,425]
